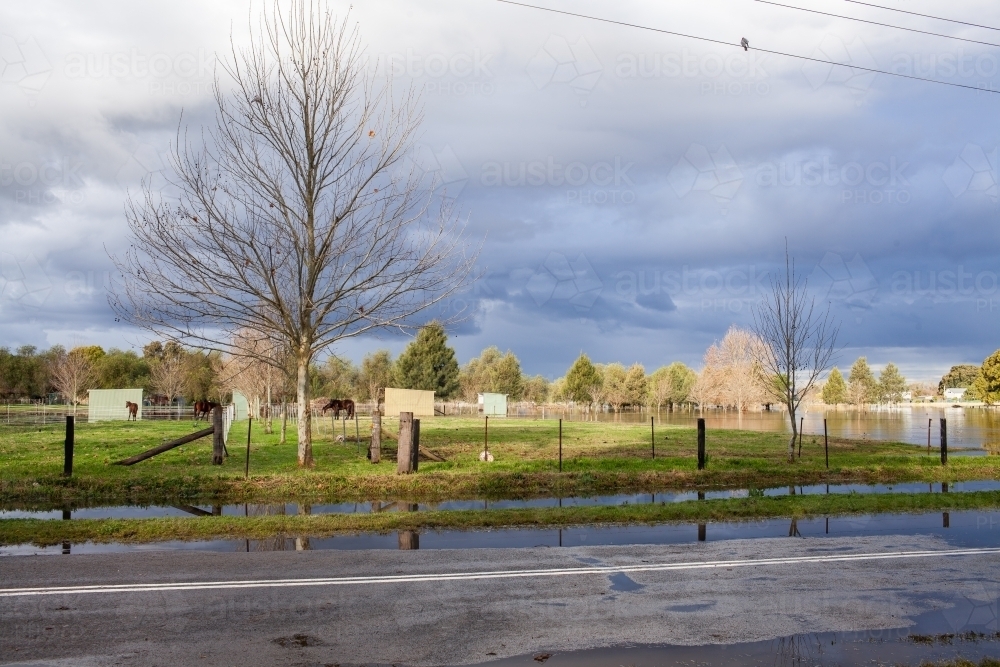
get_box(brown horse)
[125,401,138,421]
[194,400,220,421]
[321,398,354,419]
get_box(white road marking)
[1,547,997,597]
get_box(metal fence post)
[558,418,562,472]
[697,418,706,470]
[63,415,74,477]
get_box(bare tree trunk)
[280,402,287,445]
[265,378,272,434]
[297,357,312,466]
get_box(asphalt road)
[2,534,998,666]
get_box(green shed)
[479,392,508,417]
[232,391,250,421]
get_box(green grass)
[1,416,997,508]
[2,489,998,546]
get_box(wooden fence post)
[411,418,420,473]
[697,417,706,470]
[398,531,419,549]
[397,412,414,474]
[370,409,381,463]
[940,418,948,465]
[212,406,225,465]
[824,418,829,469]
[63,415,74,477]
[650,416,655,460]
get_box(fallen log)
[419,447,446,462]
[113,426,215,466]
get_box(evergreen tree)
[972,350,1000,405]
[522,375,550,403]
[623,363,648,407]
[321,355,359,399]
[602,363,628,412]
[665,361,697,407]
[458,346,503,401]
[938,364,980,395]
[360,350,394,406]
[393,322,460,399]
[878,362,906,404]
[848,357,875,406]
[563,353,602,404]
[489,352,524,399]
[822,367,847,404]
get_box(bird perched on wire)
[741,37,749,51]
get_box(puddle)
[474,622,1000,666]
[5,508,1000,556]
[607,572,644,592]
[4,480,998,520]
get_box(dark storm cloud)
[2,0,999,380]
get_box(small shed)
[479,392,508,417]
[384,388,435,417]
[88,389,144,422]
[232,391,251,420]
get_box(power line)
[841,0,1000,33]
[495,0,1000,95]
[756,0,1000,49]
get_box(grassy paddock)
[1,417,998,507]
[2,490,999,546]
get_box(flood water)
[4,480,999,521]
[533,405,1000,452]
[5,505,999,556]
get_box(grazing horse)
[125,401,138,421]
[194,400,220,421]
[321,398,354,419]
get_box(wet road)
[2,534,999,666]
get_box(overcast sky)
[2,0,999,382]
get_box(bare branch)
[108,1,478,465]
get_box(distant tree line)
[820,350,1000,406]
[7,322,1000,411]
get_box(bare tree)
[150,353,187,418]
[110,2,476,466]
[752,250,839,462]
[703,326,769,413]
[688,368,715,414]
[50,348,93,414]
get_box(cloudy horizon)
[2,0,999,383]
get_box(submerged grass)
[3,490,998,547]
[2,417,997,507]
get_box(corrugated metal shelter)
[384,388,435,417]
[232,391,250,420]
[88,389,144,422]
[479,392,508,417]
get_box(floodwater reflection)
[538,405,1000,451]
